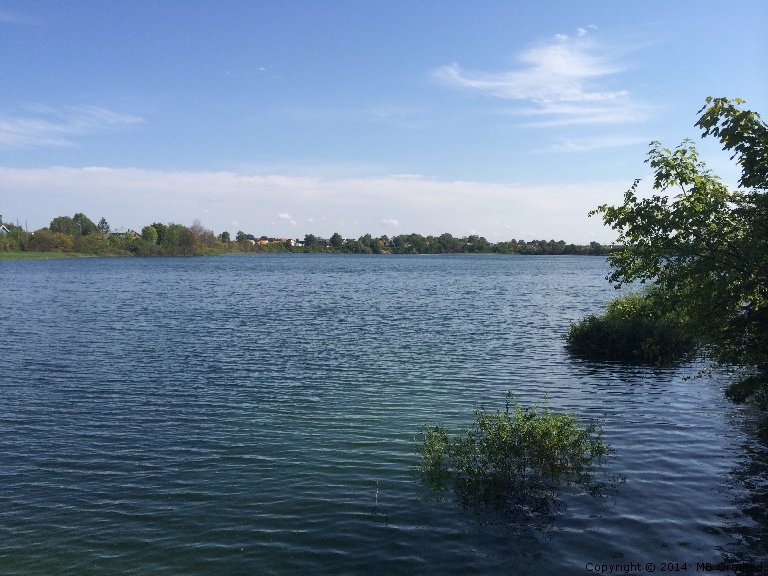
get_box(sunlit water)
[1,254,765,574]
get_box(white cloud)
[278,212,297,225]
[577,28,587,37]
[0,105,144,148]
[555,34,569,41]
[381,219,399,227]
[0,166,628,242]
[515,101,649,127]
[541,135,650,152]
[433,34,646,126]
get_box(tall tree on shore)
[589,97,768,399]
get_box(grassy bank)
[0,252,98,260]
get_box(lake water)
[1,254,766,574]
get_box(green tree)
[162,223,196,255]
[588,241,604,256]
[151,222,167,245]
[330,232,343,248]
[589,98,768,398]
[357,233,375,254]
[436,232,460,253]
[141,225,158,244]
[97,217,110,235]
[72,213,98,236]
[304,234,317,249]
[77,233,110,254]
[220,231,231,243]
[408,233,427,254]
[49,216,78,236]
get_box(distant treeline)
[0,213,618,256]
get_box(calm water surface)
[1,255,765,574]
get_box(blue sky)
[0,1,766,241]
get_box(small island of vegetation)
[417,393,612,523]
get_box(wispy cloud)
[0,12,39,25]
[541,135,650,153]
[381,218,399,227]
[0,105,144,148]
[433,29,647,126]
[278,212,297,225]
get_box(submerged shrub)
[564,289,697,367]
[725,368,768,409]
[417,394,611,519]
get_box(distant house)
[316,238,331,248]
[109,227,141,239]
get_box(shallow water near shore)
[1,254,765,574]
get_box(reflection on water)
[0,254,766,573]
[724,407,768,561]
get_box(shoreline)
[0,250,611,261]
[0,252,100,261]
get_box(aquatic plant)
[417,394,611,519]
[564,288,697,367]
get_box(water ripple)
[0,255,765,574]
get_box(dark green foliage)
[725,369,768,408]
[48,213,99,238]
[49,216,78,236]
[150,222,167,245]
[417,394,611,518]
[696,96,768,191]
[97,217,110,235]
[72,213,98,236]
[587,98,768,400]
[162,223,196,255]
[0,222,29,252]
[565,290,697,366]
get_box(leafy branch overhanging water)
[566,97,768,403]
